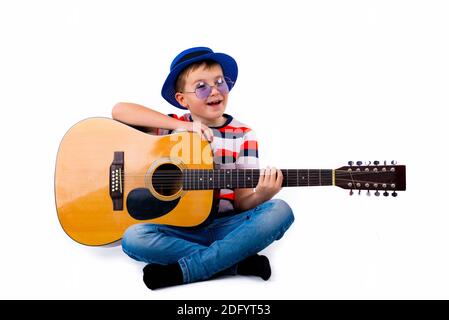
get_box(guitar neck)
[182,169,333,190]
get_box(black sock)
[237,254,271,281]
[143,263,184,290]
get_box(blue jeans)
[121,199,294,284]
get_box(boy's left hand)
[254,167,283,201]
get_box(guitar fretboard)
[182,169,333,190]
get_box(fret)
[223,169,225,189]
[244,169,251,188]
[253,168,256,187]
[189,169,192,190]
[235,170,238,188]
[302,170,307,186]
[230,169,233,189]
[244,169,246,188]
[250,169,254,188]
[237,169,239,189]
[251,169,254,187]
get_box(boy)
[112,47,294,290]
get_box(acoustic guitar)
[54,118,406,246]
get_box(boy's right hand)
[180,121,214,142]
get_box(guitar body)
[55,118,214,246]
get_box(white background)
[1,0,448,299]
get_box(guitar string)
[119,172,394,181]
[121,183,396,190]
[118,177,396,188]
[119,169,396,177]
[109,170,398,187]
[121,177,394,185]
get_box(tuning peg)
[358,189,362,195]
[375,190,380,196]
[365,161,372,166]
[356,161,363,166]
[349,189,354,196]
[391,160,397,165]
[348,161,354,166]
[373,160,380,166]
[384,160,387,165]
[366,190,371,196]
[383,191,389,197]
[392,191,398,197]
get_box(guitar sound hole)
[152,163,183,197]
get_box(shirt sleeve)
[235,129,259,169]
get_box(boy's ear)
[175,92,189,109]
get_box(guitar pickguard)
[126,188,180,220]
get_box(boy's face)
[175,64,228,126]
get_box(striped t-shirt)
[156,113,259,215]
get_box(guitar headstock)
[335,161,406,197]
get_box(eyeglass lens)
[195,79,229,99]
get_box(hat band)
[173,50,211,69]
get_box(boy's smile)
[175,64,228,127]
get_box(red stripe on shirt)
[217,125,251,133]
[215,148,239,159]
[220,193,235,201]
[241,140,258,151]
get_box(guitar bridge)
[109,151,124,210]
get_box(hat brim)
[161,52,238,109]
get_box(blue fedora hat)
[161,47,238,109]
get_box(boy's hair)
[175,59,221,93]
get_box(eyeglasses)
[182,77,231,100]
